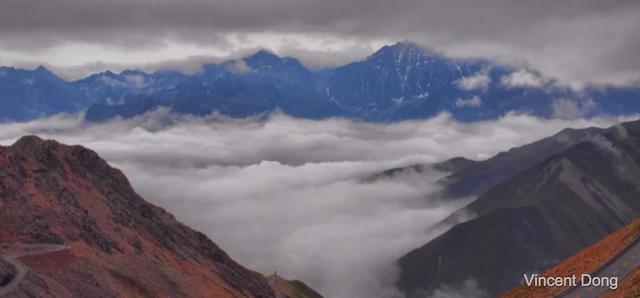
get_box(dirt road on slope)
[0,243,68,297]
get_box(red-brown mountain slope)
[504,218,640,298]
[0,135,274,297]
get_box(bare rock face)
[0,135,274,297]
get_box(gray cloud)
[1,1,639,86]
[457,72,491,91]
[0,110,634,297]
[552,97,597,120]
[500,69,548,89]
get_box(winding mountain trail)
[0,243,68,297]
[558,238,640,298]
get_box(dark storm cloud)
[0,1,628,38]
[1,0,636,42]
[0,0,639,86]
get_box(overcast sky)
[1,0,639,87]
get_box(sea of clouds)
[0,109,634,298]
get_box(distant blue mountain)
[1,42,639,122]
[0,66,84,121]
[83,50,338,121]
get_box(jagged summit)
[9,134,47,147]
[4,135,63,161]
[369,41,438,62]
[34,65,50,73]
[32,65,62,80]
[244,49,285,67]
[372,41,425,54]
[119,69,147,76]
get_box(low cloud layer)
[0,111,634,297]
[457,73,491,91]
[552,97,598,120]
[500,69,548,89]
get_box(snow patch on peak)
[416,92,429,99]
[455,96,482,108]
[392,96,406,105]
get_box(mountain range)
[388,119,640,297]
[1,42,639,123]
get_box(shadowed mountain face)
[0,66,85,122]
[397,119,640,297]
[1,42,640,123]
[366,125,604,199]
[0,136,274,297]
[443,126,605,198]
